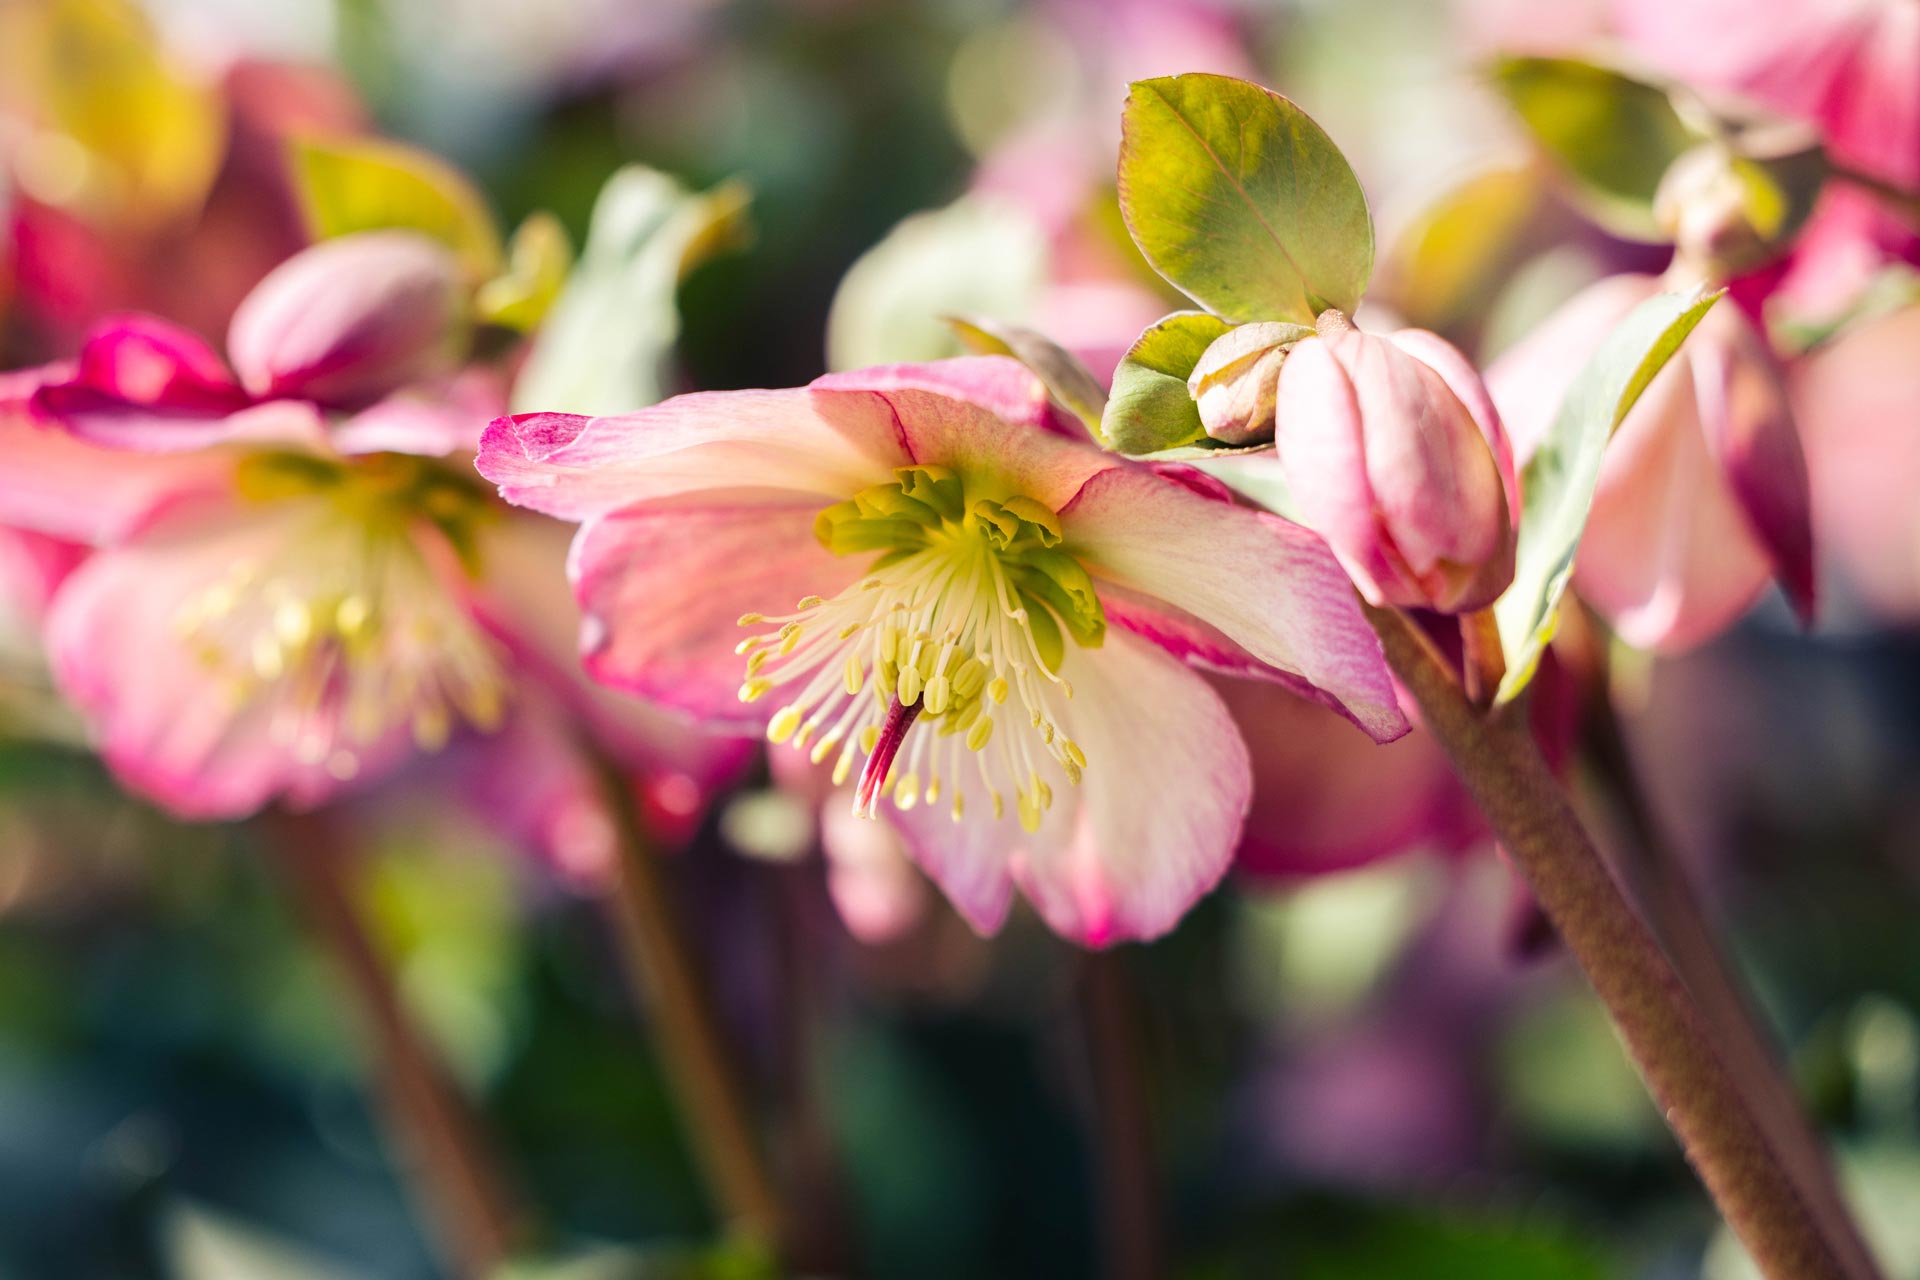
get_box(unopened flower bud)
[1186,321,1312,445]
[1274,310,1517,613]
[227,230,467,409]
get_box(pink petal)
[1389,327,1519,521]
[0,410,236,546]
[476,386,910,522]
[568,502,870,728]
[1792,304,1920,620]
[73,315,249,411]
[44,504,414,818]
[1690,306,1816,623]
[1059,466,1409,743]
[1575,341,1777,651]
[1004,629,1250,945]
[1486,274,1660,464]
[1226,677,1481,879]
[332,368,508,458]
[821,801,930,945]
[819,356,1112,508]
[34,388,327,454]
[227,231,465,409]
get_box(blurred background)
[3,0,1919,1277]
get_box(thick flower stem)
[1568,614,1878,1280]
[587,752,786,1249]
[1364,605,1881,1280]
[263,814,530,1279]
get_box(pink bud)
[1274,311,1516,614]
[226,231,466,410]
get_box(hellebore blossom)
[1270,311,1518,615]
[477,357,1409,944]
[0,231,505,815]
[1490,275,1815,651]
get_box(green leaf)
[476,212,573,333]
[1118,72,1373,323]
[1100,310,1229,454]
[511,167,751,417]
[1491,56,1699,241]
[1493,287,1723,703]
[289,136,503,276]
[945,315,1106,435]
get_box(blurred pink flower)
[478,356,1408,945]
[1226,676,1481,881]
[1791,304,1920,623]
[1274,311,1518,615]
[1616,0,1920,318]
[1490,274,1815,650]
[0,229,739,834]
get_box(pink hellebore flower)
[477,357,1409,945]
[1273,311,1519,615]
[0,231,502,816]
[1490,275,1815,651]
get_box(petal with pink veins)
[568,503,872,728]
[1059,466,1409,743]
[475,387,910,521]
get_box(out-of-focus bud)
[1187,320,1312,444]
[1653,129,1825,277]
[1274,310,1517,614]
[1489,273,1814,651]
[226,231,467,409]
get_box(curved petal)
[74,315,248,410]
[34,388,327,454]
[0,411,236,545]
[1691,306,1816,623]
[332,368,508,459]
[1576,348,1776,650]
[1005,628,1250,945]
[1389,327,1519,520]
[1059,466,1408,742]
[822,801,931,945]
[819,357,1113,509]
[476,386,910,521]
[568,502,870,728]
[43,504,414,818]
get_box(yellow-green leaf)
[1118,73,1373,324]
[290,136,502,277]
[476,212,573,333]
[1100,310,1229,454]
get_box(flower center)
[169,451,509,781]
[737,465,1105,830]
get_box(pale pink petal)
[332,368,508,458]
[821,801,930,945]
[818,356,1112,505]
[1059,466,1409,743]
[1575,348,1776,650]
[1004,629,1250,945]
[475,387,910,521]
[1389,327,1519,519]
[567,503,870,728]
[44,504,413,817]
[35,388,327,454]
[1792,304,1920,620]
[227,231,464,409]
[1486,274,1660,464]
[0,412,236,545]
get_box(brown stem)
[1569,611,1877,1280]
[1365,605,1880,1280]
[1078,950,1162,1280]
[586,752,786,1248]
[262,813,530,1279]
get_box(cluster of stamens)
[170,450,509,780]
[737,465,1105,831]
